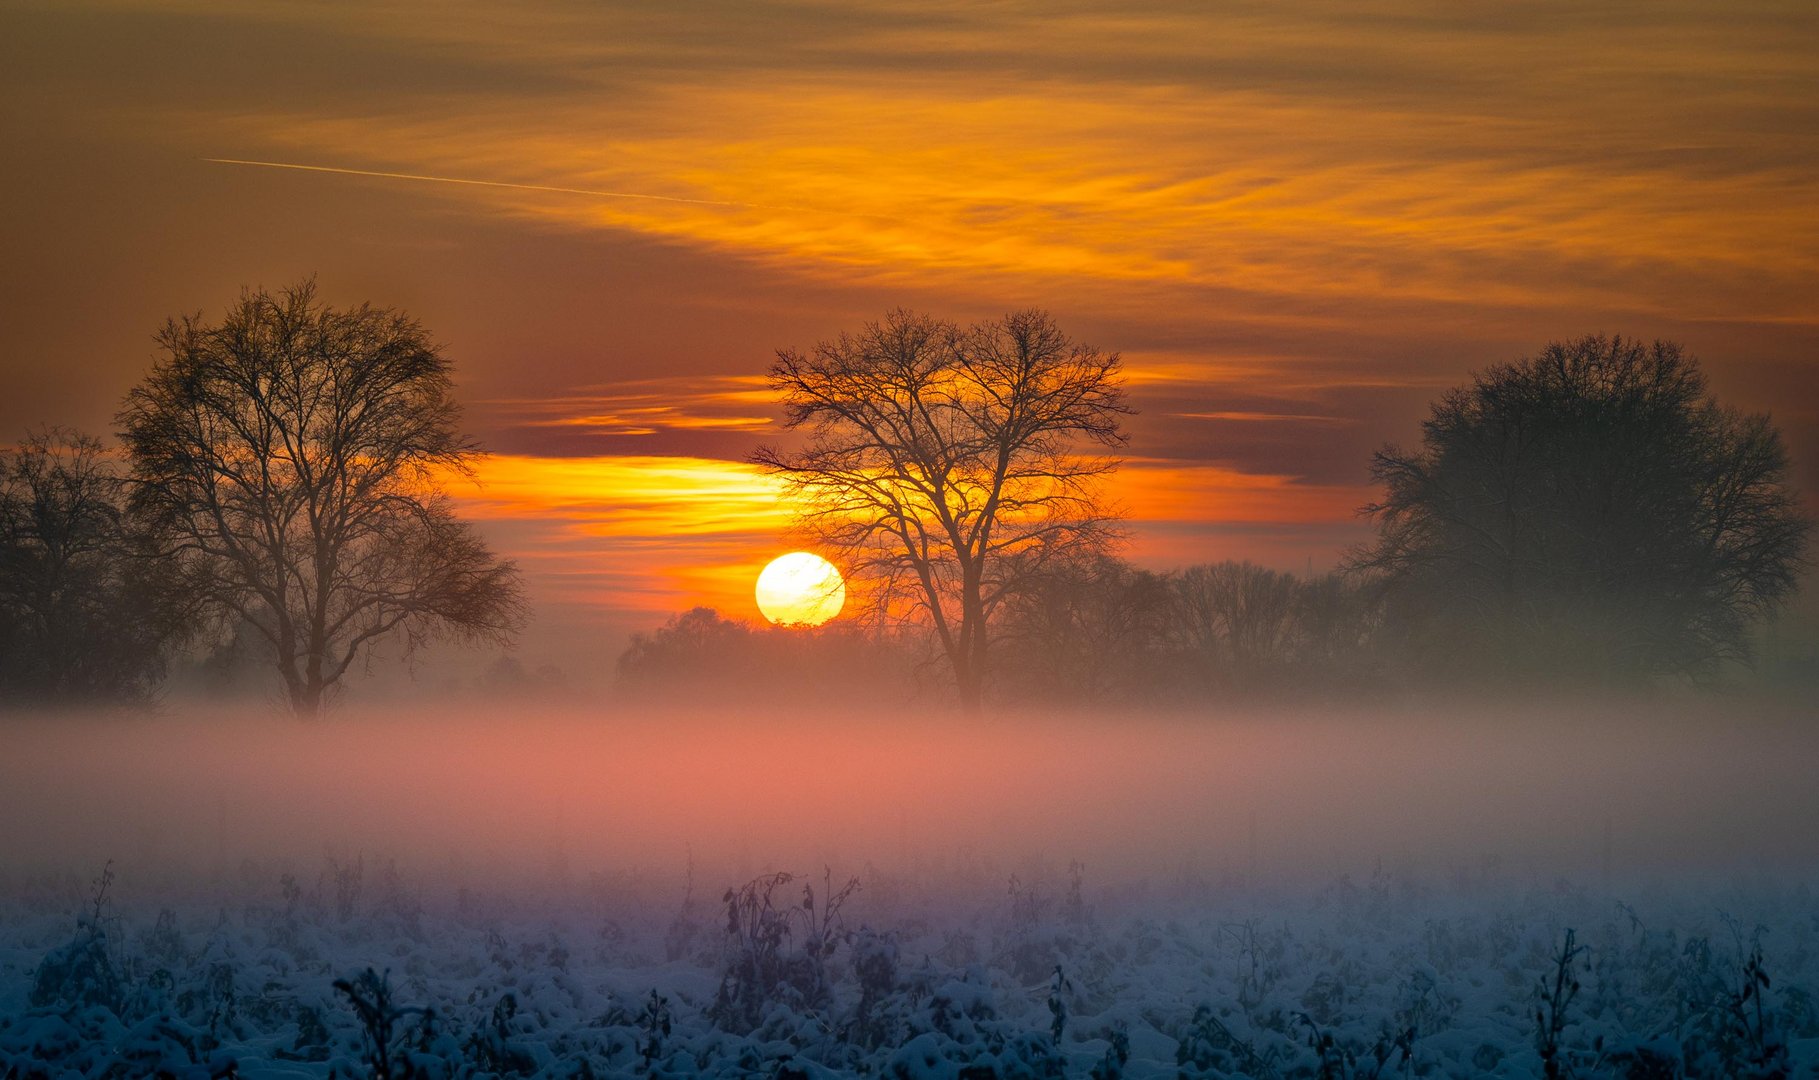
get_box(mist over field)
[6,698,1819,1077]
[5,698,1815,894]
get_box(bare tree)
[997,553,1172,702]
[118,282,525,716]
[1169,561,1300,670]
[752,309,1129,711]
[1292,570,1380,669]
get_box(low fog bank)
[2,698,1816,899]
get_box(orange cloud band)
[443,453,1373,624]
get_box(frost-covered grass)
[2,859,1815,1078]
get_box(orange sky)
[3,0,1816,669]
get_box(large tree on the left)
[119,281,525,716]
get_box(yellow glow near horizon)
[447,454,791,538]
[755,552,846,627]
[435,454,1375,621]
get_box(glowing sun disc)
[755,552,846,626]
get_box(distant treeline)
[619,548,1815,708]
[615,558,1381,706]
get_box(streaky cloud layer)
[2,0,1814,650]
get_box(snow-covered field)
[3,859,1816,1077]
[2,701,1816,1077]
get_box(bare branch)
[750,308,1130,711]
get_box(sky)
[2,0,1816,671]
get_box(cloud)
[443,454,798,638]
[485,376,778,441]
[7,0,1816,639]
[1172,411,1350,424]
[90,0,1805,330]
[190,83,1818,321]
[204,157,784,210]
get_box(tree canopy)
[752,309,1130,710]
[118,281,524,715]
[0,429,191,705]
[1354,335,1809,682]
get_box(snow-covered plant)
[333,966,429,1080]
[291,1003,333,1063]
[1090,1026,1130,1080]
[140,906,186,970]
[1223,918,1285,1017]
[848,925,901,1049]
[800,867,861,970]
[1048,965,1072,1042]
[1002,875,1058,984]
[1395,966,1455,1039]
[1177,1003,1276,1078]
[709,869,860,1034]
[178,952,241,1053]
[709,872,795,1033]
[465,991,534,1075]
[1533,928,1586,1080]
[28,862,124,1014]
[1722,943,1789,1078]
[636,989,671,1072]
[1296,1012,1411,1080]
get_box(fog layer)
[3,700,1814,893]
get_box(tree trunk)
[956,669,984,717]
[955,563,986,716]
[290,681,324,718]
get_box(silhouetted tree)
[753,309,1130,712]
[476,654,567,696]
[616,606,910,701]
[118,281,525,716]
[998,554,1172,701]
[1353,335,1809,682]
[617,607,757,687]
[1292,570,1380,672]
[1169,561,1300,673]
[0,429,192,705]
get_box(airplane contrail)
[205,157,782,211]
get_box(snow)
[1,860,1814,1077]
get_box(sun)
[755,551,846,627]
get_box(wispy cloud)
[444,454,796,626]
[204,157,789,210]
[201,86,1819,319]
[481,376,778,442]
[10,0,1816,636]
[158,0,1817,327]
[1173,411,1351,425]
